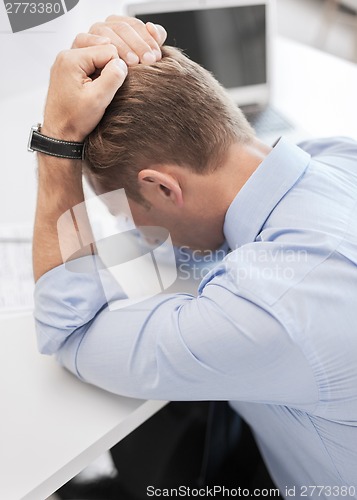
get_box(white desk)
[0,314,166,500]
[273,37,357,139]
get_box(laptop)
[125,0,306,144]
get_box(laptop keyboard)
[241,105,294,137]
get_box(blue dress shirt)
[35,137,357,499]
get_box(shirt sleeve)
[34,254,318,408]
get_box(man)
[33,15,357,499]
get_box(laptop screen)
[133,4,267,90]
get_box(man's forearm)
[31,30,148,282]
[33,153,88,282]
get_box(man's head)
[84,46,268,250]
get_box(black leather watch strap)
[28,125,84,160]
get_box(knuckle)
[131,18,145,28]
[91,26,111,39]
[105,14,121,23]
[55,49,70,64]
[89,22,104,34]
[114,21,130,30]
[73,33,85,46]
[107,44,118,56]
[52,50,71,73]
[99,43,118,60]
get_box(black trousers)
[57,401,280,499]
[110,401,278,498]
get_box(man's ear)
[138,169,184,208]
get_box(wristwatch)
[28,124,85,160]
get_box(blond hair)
[84,46,254,203]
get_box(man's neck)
[203,138,273,220]
[181,138,273,252]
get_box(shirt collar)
[223,137,311,250]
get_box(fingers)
[89,57,128,106]
[146,22,167,46]
[90,20,157,65]
[107,17,162,55]
[73,16,168,66]
[67,43,119,75]
[106,21,159,64]
[79,45,128,105]
[86,16,167,65]
[46,45,128,141]
[72,33,111,49]
[63,44,128,100]
[107,16,167,47]
[89,22,141,65]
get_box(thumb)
[89,57,128,105]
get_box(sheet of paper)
[0,224,34,314]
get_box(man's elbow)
[35,319,69,355]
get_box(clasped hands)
[42,16,167,143]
